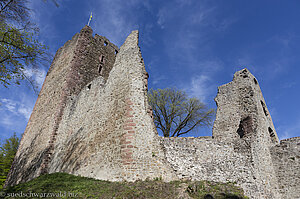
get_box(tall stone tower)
[213,68,281,198]
[5,26,119,185]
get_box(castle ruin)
[5,26,300,199]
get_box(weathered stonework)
[5,26,299,199]
[271,137,300,199]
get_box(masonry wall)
[212,69,281,199]
[5,26,118,186]
[4,33,79,186]
[158,69,285,199]
[47,30,177,182]
[271,137,300,199]
[160,137,259,197]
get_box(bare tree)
[148,88,215,137]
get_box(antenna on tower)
[87,12,92,26]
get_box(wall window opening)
[87,84,91,90]
[98,65,102,74]
[261,100,268,116]
[237,116,253,138]
[99,55,105,63]
[268,127,277,143]
[104,41,108,46]
[268,127,275,137]
[254,78,258,84]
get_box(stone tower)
[213,68,281,198]
[5,26,119,185]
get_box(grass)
[0,173,248,199]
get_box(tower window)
[99,55,105,63]
[115,50,118,54]
[87,84,91,90]
[268,127,275,137]
[268,127,277,143]
[104,41,108,46]
[98,64,102,74]
[260,100,268,116]
[253,78,258,84]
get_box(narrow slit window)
[254,78,258,84]
[99,55,105,63]
[87,84,91,90]
[98,64,102,74]
[268,127,275,137]
[268,127,277,143]
[261,100,268,116]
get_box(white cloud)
[1,98,17,114]
[152,75,167,86]
[280,130,293,140]
[22,68,47,89]
[0,97,34,121]
[18,105,32,120]
[34,69,47,88]
[277,121,300,140]
[0,115,15,127]
[157,8,167,29]
[155,1,231,80]
[184,74,216,103]
[91,0,146,46]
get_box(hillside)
[0,173,248,199]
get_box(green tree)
[148,88,215,137]
[0,22,48,91]
[0,0,50,93]
[0,132,20,189]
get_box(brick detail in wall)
[121,99,136,165]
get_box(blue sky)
[1,0,299,140]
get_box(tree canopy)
[148,88,215,137]
[0,132,20,189]
[0,0,50,93]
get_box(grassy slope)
[0,173,248,199]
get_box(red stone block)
[124,127,133,130]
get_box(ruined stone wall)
[212,69,281,199]
[160,137,259,197]
[5,26,299,199]
[47,30,176,182]
[158,69,286,199]
[5,26,118,186]
[271,137,300,199]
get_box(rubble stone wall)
[5,26,117,186]
[47,30,177,182]
[271,137,300,199]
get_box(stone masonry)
[5,26,300,199]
